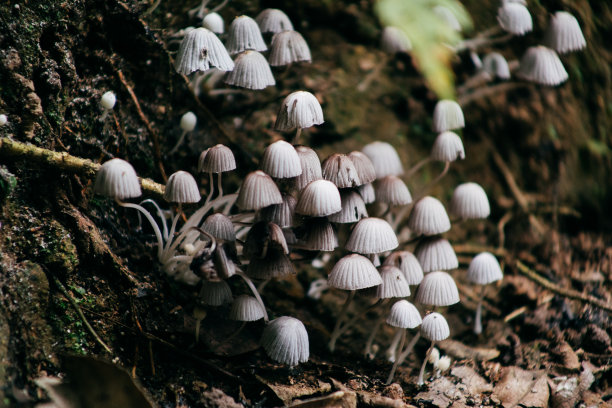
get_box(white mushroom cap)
[433,5,462,31]
[517,46,568,86]
[544,11,586,54]
[236,170,283,210]
[230,295,265,321]
[275,91,324,131]
[377,265,411,299]
[175,27,234,74]
[482,52,511,80]
[381,26,412,54]
[257,194,296,228]
[497,3,533,35]
[328,254,382,290]
[200,280,233,306]
[387,300,422,329]
[261,140,302,179]
[384,251,424,285]
[328,190,368,224]
[226,15,267,55]
[256,8,294,33]
[298,217,338,251]
[361,141,404,179]
[295,179,341,217]
[180,111,197,132]
[450,182,490,220]
[345,217,399,254]
[431,131,465,162]
[432,100,465,133]
[348,151,377,185]
[94,158,142,200]
[164,171,201,204]
[375,175,412,206]
[225,50,276,90]
[100,91,116,110]
[203,12,224,34]
[322,153,362,188]
[421,312,450,342]
[295,146,323,191]
[0,114,7,126]
[407,196,451,236]
[467,252,503,285]
[414,237,458,273]
[358,183,376,204]
[199,144,237,173]
[202,213,236,241]
[261,316,309,367]
[269,31,312,66]
[415,271,460,307]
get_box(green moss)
[0,166,17,202]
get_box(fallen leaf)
[493,366,548,408]
[438,339,500,361]
[451,366,493,394]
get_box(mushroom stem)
[294,127,302,144]
[406,157,432,178]
[116,199,164,261]
[217,172,223,198]
[385,328,406,384]
[138,198,169,240]
[337,298,384,337]
[236,271,269,323]
[417,341,436,385]
[364,314,385,358]
[474,285,487,334]
[387,332,421,385]
[164,203,183,254]
[386,327,404,362]
[168,130,188,155]
[328,290,356,352]
[204,172,215,206]
[419,161,450,197]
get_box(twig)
[452,244,507,257]
[516,260,612,313]
[0,137,165,199]
[51,275,114,355]
[116,69,167,182]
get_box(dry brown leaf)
[493,366,548,408]
[438,339,500,361]
[258,376,331,406]
[451,366,493,394]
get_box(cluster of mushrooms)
[91,1,586,384]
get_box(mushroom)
[497,2,533,36]
[261,316,309,366]
[544,12,586,54]
[385,300,422,384]
[169,111,198,155]
[450,182,490,220]
[294,146,323,192]
[361,141,404,179]
[381,27,412,54]
[418,312,450,385]
[432,100,464,133]
[202,12,224,34]
[175,27,234,75]
[226,15,267,55]
[414,237,458,273]
[467,252,503,334]
[517,46,568,86]
[225,51,276,90]
[99,91,116,121]
[269,31,312,66]
[256,9,294,34]
[199,144,237,201]
[261,140,302,179]
[274,91,324,142]
[236,171,283,211]
[408,196,451,237]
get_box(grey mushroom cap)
[328,189,368,224]
[362,141,404,179]
[408,196,451,236]
[497,2,533,35]
[295,146,323,192]
[261,140,303,179]
[225,50,276,90]
[432,100,465,133]
[94,158,142,200]
[322,153,362,188]
[226,15,267,55]
[175,27,234,74]
[295,179,342,217]
[199,144,237,173]
[421,312,450,342]
[414,237,458,273]
[431,131,465,162]
[236,171,283,210]
[200,280,233,306]
[467,252,503,285]
[275,91,324,131]
[345,217,399,254]
[328,254,382,290]
[358,183,376,204]
[164,171,201,204]
[450,182,490,220]
[387,300,422,329]
[230,295,265,321]
[377,265,411,299]
[348,151,377,185]
[257,194,296,228]
[482,52,511,80]
[202,213,236,241]
[261,316,309,366]
[384,251,424,285]
[544,11,586,54]
[517,46,568,86]
[298,217,338,251]
[381,26,412,54]
[269,31,312,66]
[202,12,224,34]
[256,8,294,33]
[415,271,460,307]
[375,176,412,206]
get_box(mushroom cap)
[328,254,382,290]
[328,189,368,224]
[94,158,142,200]
[421,312,450,342]
[247,250,295,279]
[361,141,404,178]
[387,300,422,329]
[482,52,511,80]
[544,11,586,54]
[322,153,362,188]
[375,175,412,206]
[180,111,197,132]
[517,46,568,86]
[203,12,224,34]
[377,265,411,299]
[348,151,377,185]
[261,140,302,179]
[358,183,376,204]
[384,251,424,285]
[261,316,309,366]
[467,252,503,285]
[408,196,451,236]
[295,146,323,191]
[236,170,283,210]
[100,91,116,110]
[275,91,324,131]
[230,295,265,321]
[226,15,267,55]
[346,217,399,254]
[256,8,294,33]
[295,179,342,217]
[450,182,490,220]
[164,171,201,203]
[431,131,465,162]
[269,30,311,66]
[225,50,276,90]
[200,280,233,306]
[199,144,237,173]
[432,100,465,133]
[497,2,533,35]
[414,237,458,273]
[297,217,338,251]
[257,193,296,228]
[202,213,236,241]
[175,27,234,74]
[381,26,412,54]
[415,271,460,307]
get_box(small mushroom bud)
[0,114,7,126]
